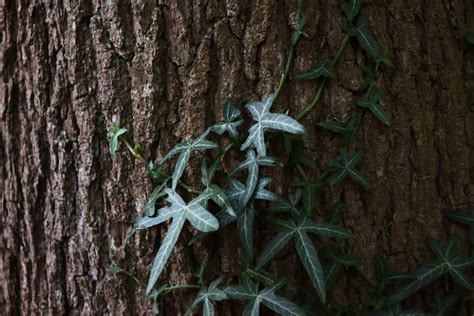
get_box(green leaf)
[255,178,278,201]
[295,229,326,303]
[260,290,304,316]
[245,268,278,286]
[147,161,168,183]
[186,202,219,232]
[256,231,294,269]
[203,297,214,316]
[241,94,305,157]
[451,255,474,269]
[146,214,186,295]
[362,64,376,89]
[108,124,128,156]
[224,286,256,300]
[298,56,337,80]
[373,253,388,280]
[300,220,354,239]
[293,179,325,216]
[243,298,261,316]
[211,99,243,139]
[444,210,474,225]
[208,184,236,217]
[448,267,474,289]
[346,0,366,21]
[143,182,168,216]
[161,131,218,190]
[136,207,179,230]
[387,260,448,305]
[356,89,391,125]
[464,32,474,44]
[238,205,255,258]
[348,15,379,58]
[329,149,371,188]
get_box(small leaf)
[298,56,337,80]
[242,94,305,157]
[329,149,371,188]
[346,0,366,21]
[256,231,294,269]
[171,149,191,191]
[356,89,391,125]
[143,182,168,216]
[347,15,379,58]
[223,98,241,121]
[108,124,128,156]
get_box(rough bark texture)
[1,0,473,314]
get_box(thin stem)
[122,138,146,162]
[162,284,201,294]
[274,44,296,102]
[178,181,201,194]
[297,35,350,120]
[273,0,304,103]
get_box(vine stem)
[297,35,350,121]
[122,138,146,162]
[274,43,296,102]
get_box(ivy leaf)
[211,99,243,139]
[161,131,218,190]
[238,204,256,258]
[362,64,376,89]
[464,32,474,44]
[185,278,228,316]
[291,12,308,45]
[231,150,279,207]
[346,0,366,21]
[108,124,128,156]
[286,137,317,169]
[207,184,236,217]
[295,229,326,303]
[241,94,305,157]
[270,190,302,215]
[329,149,371,188]
[143,181,168,216]
[260,289,304,315]
[347,15,379,58]
[376,50,395,69]
[448,267,474,289]
[244,268,279,286]
[146,214,187,295]
[299,218,354,239]
[443,210,474,225]
[317,117,357,144]
[225,280,302,316]
[298,56,337,80]
[356,89,391,125]
[256,231,295,269]
[255,178,278,201]
[145,189,218,295]
[387,259,448,305]
[293,178,325,216]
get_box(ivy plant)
[103,1,474,315]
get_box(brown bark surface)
[1,0,473,314]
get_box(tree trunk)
[1,0,473,314]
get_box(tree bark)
[1,0,473,314]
